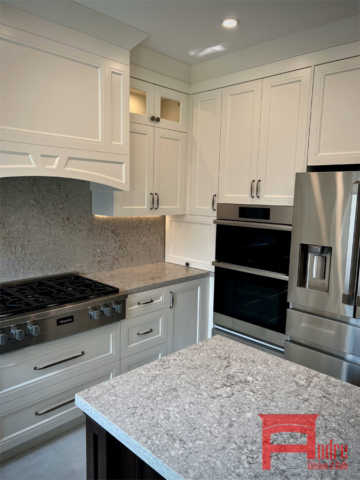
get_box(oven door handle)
[212,262,289,281]
[213,220,292,231]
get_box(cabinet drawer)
[0,323,120,405]
[126,288,169,318]
[0,361,119,454]
[121,344,167,374]
[121,309,168,358]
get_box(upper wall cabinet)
[0,24,130,190]
[189,90,222,217]
[130,79,188,132]
[257,68,311,205]
[308,57,360,166]
[218,80,262,204]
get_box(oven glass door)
[215,224,291,275]
[214,267,288,334]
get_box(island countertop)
[75,336,360,480]
[84,262,210,295]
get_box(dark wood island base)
[86,416,165,480]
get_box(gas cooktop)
[0,273,127,354]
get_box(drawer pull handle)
[35,399,75,416]
[137,328,153,336]
[34,351,85,370]
[137,299,154,305]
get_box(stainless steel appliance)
[286,171,360,386]
[0,273,127,354]
[212,204,293,356]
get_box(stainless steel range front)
[0,273,127,354]
[286,171,360,386]
[212,204,293,356]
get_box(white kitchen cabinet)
[218,80,262,204]
[256,68,311,205]
[0,23,130,190]
[308,57,360,166]
[120,344,167,374]
[190,90,222,216]
[153,128,187,215]
[168,278,206,354]
[91,125,186,216]
[130,79,188,132]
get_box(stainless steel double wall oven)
[212,204,293,356]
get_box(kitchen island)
[75,335,359,479]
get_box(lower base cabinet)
[121,344,167,374]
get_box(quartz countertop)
[75,336,360,480]
[84,262,210,295]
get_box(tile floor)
[0,425,86,480]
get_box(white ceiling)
[75,0,359,65]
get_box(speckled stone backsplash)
[0,177,165,282]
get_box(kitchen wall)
[0,177,165,282]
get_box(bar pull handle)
[251,180,255,198]
[155,193,159,210]
[170,291,174,308]
[34,352,85,370]
[342,181,360,306]
[137,328,153,336]
[137,299,154,305]
[256,179,261,198]
[35,399,75,416]
[150,193,154,210]
[212,194,217,211]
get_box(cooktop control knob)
[101,304,112,317]
[0,330,7,346]
[11,327,25,341]
[112,302,122,314]
[28,323,40,337]
[89,307,100,320]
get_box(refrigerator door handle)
[342,181,360,307]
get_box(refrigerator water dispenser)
[298,244,332,293]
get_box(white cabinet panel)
[308,57,360,166]
[0,362,119,455]
[130,78,155,126]
[165,215,216,271]
[0,23,129,189]
[0,324,120,405]
[120,309,168,358]
[155,86,188,132]
[168,279,205,354]
[218,80,262,204]
[120,344,167,374]
[154,128,186,215]
[190,90,222,216]
[257,68,311,205]
[126,287,169,318]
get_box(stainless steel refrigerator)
[286,171,360,386]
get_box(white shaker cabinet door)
[130,78,155,127]
[153,128,186,215]
[218,80,262,204]
[190,90,222,217]
[256,68,311,205]
[308,57,360,166]
[116,123,155,216]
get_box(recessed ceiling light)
[222,18,239,28]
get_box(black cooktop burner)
[0,275,119,318]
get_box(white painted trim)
[190,41,360,94]
[191,15,360,83]
[0,3,130,65]
[130,64,190,94]
[2,1,148,51]
[131,45,191,83]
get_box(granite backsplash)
[0,177,165,283]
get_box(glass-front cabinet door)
[154,86,188,132]
[130,79,155,126]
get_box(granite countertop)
[75,336,360,480]
[84,262,210,295]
